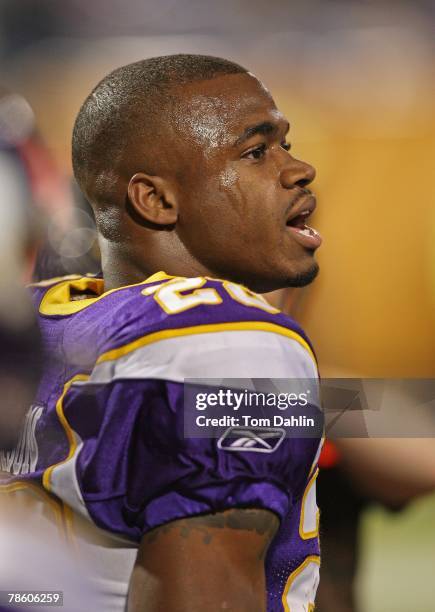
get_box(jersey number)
[282,555,320,612]
[142,277,278,314]
[283,469,320,611]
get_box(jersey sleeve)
[62,380,315,540]
[48,278,320,541]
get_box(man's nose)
[279,157,316,190]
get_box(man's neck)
[101,249,212,292]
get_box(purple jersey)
[1,272,321,611]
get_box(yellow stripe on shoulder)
[97,321,317,366]
[38,272,177,316]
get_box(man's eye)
[281,142,291,152]
[243,144,266,160]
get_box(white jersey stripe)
[85,330,318,385]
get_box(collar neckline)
[38,271,174,316]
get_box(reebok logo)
[217,426,285,453]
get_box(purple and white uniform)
[2,272,322,611]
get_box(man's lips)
[285,191,317,225]
[285,191,322,250]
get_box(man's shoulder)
[29,274,316,376]
[89,275,318,383]
[102,275,313,353]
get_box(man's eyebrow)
[234,121,290,147]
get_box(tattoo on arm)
[144,508,279,558]
[130,509,279,611]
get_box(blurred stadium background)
[0,1,434,610]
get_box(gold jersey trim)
[96,320,317,367]
[38,271,175,316]
[42,374,89,491]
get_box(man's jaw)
[285,261,319,287]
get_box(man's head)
[72,54,321,292]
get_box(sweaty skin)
[98,72,320,294]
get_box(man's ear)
[127,173,178,226]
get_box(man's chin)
[285,261,319,287]
[219,260,319,293]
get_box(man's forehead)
[172,72,287,148]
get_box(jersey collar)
[38,271,174,316]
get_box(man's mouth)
[285,193,322,249]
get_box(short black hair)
[72,54,247,206]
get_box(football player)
[6,55,323,611]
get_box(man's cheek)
[218,168,239,189]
